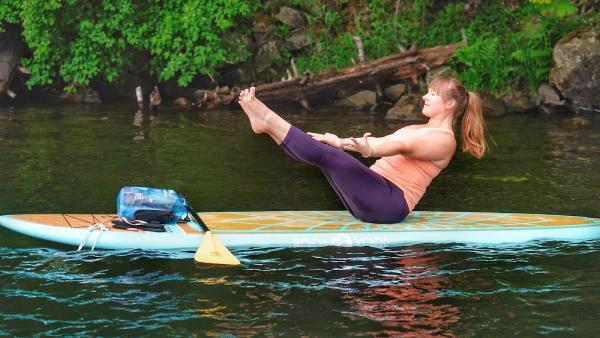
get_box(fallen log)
[200,40,463,109]
[257,41,464,107]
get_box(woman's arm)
[342,131,456,161]
[341,134,390,152]
[308,132,390,150]
[306,132,343,148]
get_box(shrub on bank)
[0,0,598,95]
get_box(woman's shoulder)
[410,125,455,137]
[416,125,457,153]
[393,124,420,134]
[389,124,454,139]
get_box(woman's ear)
[445,98,457,111]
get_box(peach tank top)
[370,127,454,212]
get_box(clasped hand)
[306,132,342,148]
[341,132,372,157]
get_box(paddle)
[186,205,241,266]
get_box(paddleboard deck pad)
[0,211,599,250]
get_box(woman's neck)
[426,113,454,129]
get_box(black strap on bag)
[133,209,176,224]
[111,218,167,232]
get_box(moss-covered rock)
[550,26,600,112]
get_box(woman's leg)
[280,126,409,223]
[238,88,408,223]
[238,87,290,144]
[279,137,359,215]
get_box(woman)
[238,76,485,224]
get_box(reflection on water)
[346,251,460,337]
[132,108,144,142]
[0,241,600,336]
[132,108,161,142]
[132,109,143,127]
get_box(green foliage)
[528,0,578,17]
[292,0,597,94]
[420,3,465,47]
[0,0,22,29]
[140,0,255,85]
[274,24,292,39]
[2,0,257,87]
[20,1,65,86]
[452,37,508,92]
[1,0,598,95]
[323,10,343,33]
[362,0,402,58]
[451,2,592,94]
[294,32,356,74]
[295,0,468,73]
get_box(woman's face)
[421,88,447,117]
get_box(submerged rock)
[174,97,191,107]
[562,116,591,129]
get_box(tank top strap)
[415,127,454,136]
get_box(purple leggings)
[280,126,409,223]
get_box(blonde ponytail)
[429,76,487,159]
[461,91,486,159]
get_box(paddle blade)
[194,231,241,266]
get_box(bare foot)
[238,87,271,134]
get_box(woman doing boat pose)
[238,76,486,224]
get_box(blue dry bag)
[116,186,189,224]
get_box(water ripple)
[0,241,599,336]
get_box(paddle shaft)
[185,205,210,233]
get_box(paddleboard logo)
[292,235,390,247]
[330,234,353,247]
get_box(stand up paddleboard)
[0,211,598,250]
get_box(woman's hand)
[341,132,373,157]
[307,132,342,148]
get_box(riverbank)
[0,1,599,114]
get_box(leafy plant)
[451,2,592,94]
[1,0,598,95]
[0,0,21,29]
[2,0,257,87]
[274,24,292,39]
[529,0,577,17]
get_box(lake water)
[0,103,599,336]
